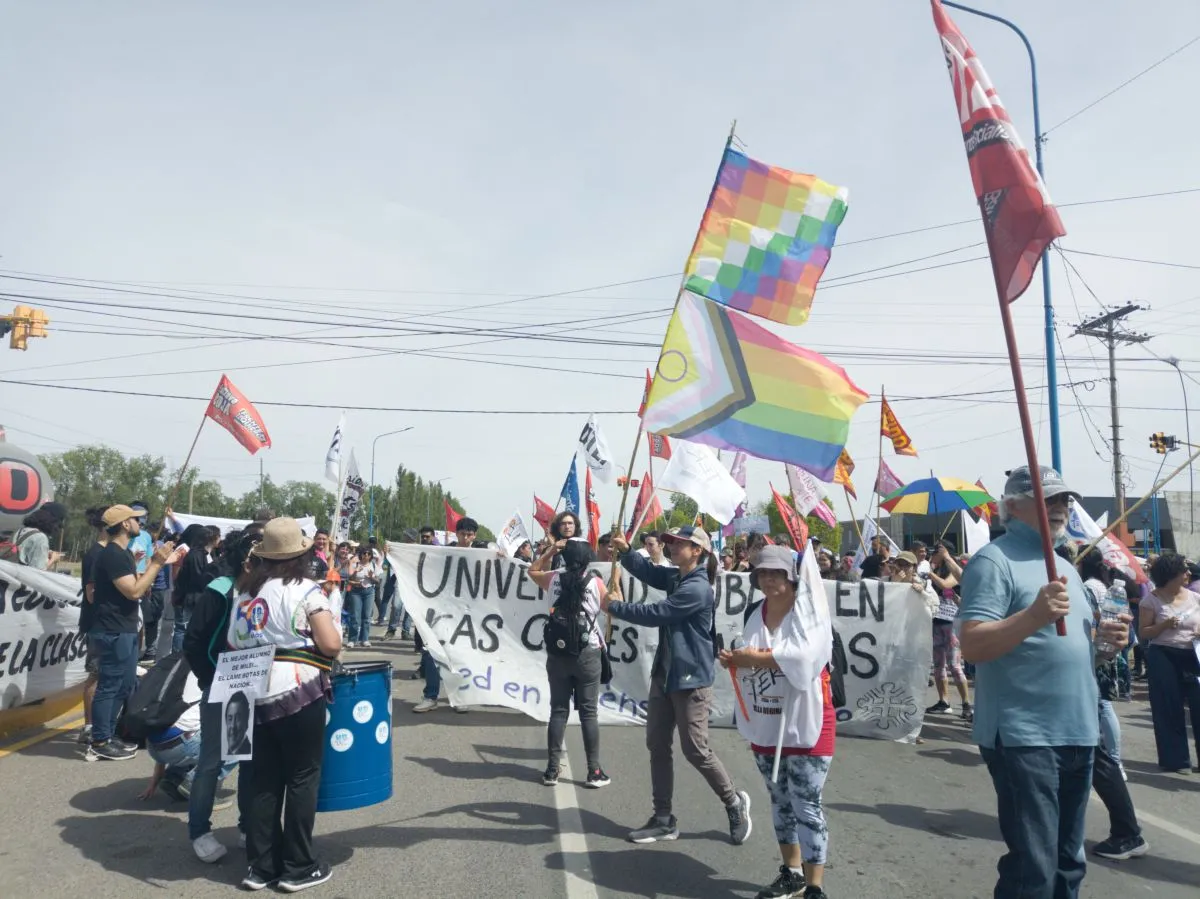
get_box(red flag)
[974,478,998,524]
[533,495,554,533]
[625,473,664,540]
[444,500,463,536]
[647,432,673,461]
[204,375,271,455]
[931,1,1066,303]
[874,459,905,498]
[638,369,654,417]
[771,483,809,552]
[585,468,601,549]
[880,397,918,456]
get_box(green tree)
[759,495,840,550]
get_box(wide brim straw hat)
[251,517,314,560]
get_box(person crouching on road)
[530,537,610,789]
[721,545,834,899]
[602,526,752,846]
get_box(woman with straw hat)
[225,518,342,893]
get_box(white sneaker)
[345,642,356,649]
[192,832,227,864]
[360,641,372,648]
[412,698,438,713]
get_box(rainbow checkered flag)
[685,147,848,326]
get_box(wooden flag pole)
[876,385,886,525]
[160,408,210,537]
[844,485,865,548]
[997,282,1066,636]
[607,120,739,641]
[1080,444,1200,559]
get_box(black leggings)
[546,647,603,771]
[246,698,327,881]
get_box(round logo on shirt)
[233,597,270,641]
[330,728,354,752]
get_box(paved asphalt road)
[2,635,1198,898]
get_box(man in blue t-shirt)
[959,465,1129,899]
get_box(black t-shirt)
[310,555,329,581]
[79,540,105,634]
[92,542,140,634]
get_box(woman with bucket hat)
[720,545,835,899]
[226,518,342,893]
[603,525,753,847]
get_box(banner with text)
[389,546,932,742]
[0,562,88,710]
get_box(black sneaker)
[585,768,611,788]
[727,789,752,845]
[926,700,951,714]
[90,740,137,761]
[1093,834,1149,860]
[803,887,829,899]
[240,869,279,891]
[628,815,679,843]
[755,864,806,898]
[384,629,396,640]
[278,862,333,893]
[542,765,560,786]
[960,701,974,722]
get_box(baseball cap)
[750,545,798,589]
[1003,465,1082,502]
[102,505,142,528]
[893,551,918,567]
[662,525,711,553]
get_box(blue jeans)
[979,740,1093,899]
[1098,700,1122,765]
[1145,643,1200,770]
[346,588,374,644]
[388,599,412,634]
[89,631,139,744]
[421,650,441,701]
[188,687,250,841]
[149,732,203,787]
[171,605,192,654]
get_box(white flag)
[786,463,838,529]
[1066,501,1144,584]
[853,517,900,570]
[333,448,364,543]
[657,439,746,525]
[962,509,992,555]
[496,510,532,559]
[324,414,345,485]
[577,414,614,484]
[796,543,834,656]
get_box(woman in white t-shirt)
[226,518,342,893]
[720,545,834,899]
[530,537,610,789]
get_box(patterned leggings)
[752,752,831,863]
[932,620,967,684]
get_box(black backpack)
[742,598,847,710]
[544,578,598,657]
[123,651,197,740]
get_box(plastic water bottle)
[1096,579,1127,656]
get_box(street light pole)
[369,427,414,536]
[1164,356,1194,533]
[943,1,1062,473]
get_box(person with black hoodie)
[171,524,222,654]
[181,528,258,865]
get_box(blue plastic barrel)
[317,660,393,812]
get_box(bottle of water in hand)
[1095,578,1127,657]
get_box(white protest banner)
[169,511,317,538]
[658,439,746,525]
[333,449,365,543]
[0,561,88,709]
[496,510,531,559]
[577,414,614,484]
[389,545,932,742]
[208,644,274,703]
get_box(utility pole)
[1073,304,1150,521]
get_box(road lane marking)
[0,713,83,760]
[552,756,600,899]
[1090,794,1200,848]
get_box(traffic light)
[1149,432,1179,454]
[5,305,49,350]
[616,476,640,488]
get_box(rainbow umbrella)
[880,477,995,515]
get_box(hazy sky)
[1,1,1197,536]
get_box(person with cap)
[721,545,834,899]
[887,550,939,618]
[7,500,67,570]
[958,466,1130,899]
[87,505,181,762]
[603,526,753,847]
[227,517,342,893]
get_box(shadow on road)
[547,848,761,898]
[827,801,1001,843]
[1122,759,1200,793]
[406,754,541,784]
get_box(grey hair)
[998,494,1025,525]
